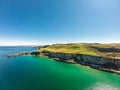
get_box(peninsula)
[10,43,120,74]
[32,43,120,74]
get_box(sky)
[0,0,120,45]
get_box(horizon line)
[0,42,120,46]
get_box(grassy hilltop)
[38,43,120,59]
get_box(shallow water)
[0,47,120,90]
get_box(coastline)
[50,57,120,75]
[7,51,120,75]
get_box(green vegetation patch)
[38,43,99,56]
[37,43,120,59]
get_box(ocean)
[0,46,120,90]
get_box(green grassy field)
[38,43,120,59]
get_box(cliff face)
[91,46,120,52]
[29,43,120,74]
[40,52,120,70]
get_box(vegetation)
[38,43,120,59]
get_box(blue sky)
[0,0,120,45]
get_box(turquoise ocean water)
[0,46,120,90]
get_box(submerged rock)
[7,52,30,58]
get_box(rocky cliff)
[8,43,120,74]
[34,51,120,74]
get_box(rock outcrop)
[7,52,30,58]
[91,46,120,52]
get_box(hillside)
[38,43,120,59]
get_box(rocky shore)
[29,51,120,74]
[7,51,120,75]
[7,52,30,58]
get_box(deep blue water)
[0,46,36,59]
